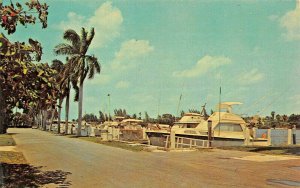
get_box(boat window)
[214,123,242,132]
[174,123,198,128]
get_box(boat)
[146,105,208,147]
[146,102,247,148]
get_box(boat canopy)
[121,119,143,123]
[215,102,243,113]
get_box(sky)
[5,0,300,119]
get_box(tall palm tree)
[54,28,100,136]
[60,57,76,135]
[51,59,65,134]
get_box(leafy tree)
[83,113,98,122]
[99,111,105,123]
[0,0,48,34]
[180,110,185,117]
[0,0,50,134]
[271,111,275,120]
[282,114,288,122]
[132,114,137,119]
[144,111,150,122]
[54,28,101,136]
[188,109,200,114]
[275,114,281,122]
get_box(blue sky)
[5,0,300,119]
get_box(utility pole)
[108,94,111,123]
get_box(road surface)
[9,128,300,188]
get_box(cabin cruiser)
[146,102,247,147]
[146,106,208,147]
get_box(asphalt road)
[9,128,300,188]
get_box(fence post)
[207,120,212,147]
[288,129,292,145]
[267,129,271,146]
[293,125,296,145]
[170,129,176,149]
[244,128,250,146]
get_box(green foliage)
[82,113,98,122]
[0,1,51,133]
[188,109,200,114]
[144,111,149,122]
[0,0,48,34]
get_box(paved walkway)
[9,128,300,188]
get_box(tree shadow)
[250,146,300,155]
[2,163,72,187]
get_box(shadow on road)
[2,163,71,187]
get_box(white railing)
[164,135,209,149]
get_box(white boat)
[146,102,247,147]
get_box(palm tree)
[51,59,65,134]
[54,28,101,136]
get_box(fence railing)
[164,135,209,149]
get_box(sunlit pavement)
[9,128,300,188]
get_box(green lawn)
[218,146,300,156]
[0,134,15,146]
[77,137,145,152]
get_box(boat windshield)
[214,123,243,132]
[174,123,199,128]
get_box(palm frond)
[51,59,64,72]
[71,79,79,102]
[86,27,95,48]
[63,29,81,51]
[86,55,100,79]
[80,28,88,52]
[82,66,89,82]
[54,44,75,55]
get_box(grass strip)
[218,146,300,156]
[0,134,15,146]
[77,137,145,152]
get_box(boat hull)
[146,131,245,147]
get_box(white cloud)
[172,55,232,78]
[111,39,154,71]
[59,2,123,48]
[115,81,130,89]
[280,6,300,41]
[238,68,264,85]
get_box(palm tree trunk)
[42,110,47,131]
[58,98,63,134]
[77,81,83,136]
[49,107,55,131]
[65,86,70,135]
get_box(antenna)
[157,82,162,117]
[218,71,222,136]
[176,94,182,120]
[107,94,111,123]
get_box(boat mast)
[176,94,182,121]
[218,86,221,136]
